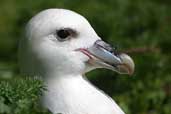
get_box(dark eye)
[56,29,70,41]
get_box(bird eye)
[56,29,70,41]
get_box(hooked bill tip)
[117,53,135,75]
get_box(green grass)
[0,77,51,114]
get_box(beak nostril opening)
[94,40,120,56]
[108,47,114,53]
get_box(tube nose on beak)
[88,40,121,65]
[94,40,114,53]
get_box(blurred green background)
[0,0,171,114]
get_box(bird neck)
[41,74,86,112]
[42,72,82,83]
[41,74,125,114]
[43,73,83,89]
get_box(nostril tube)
[94,40,118,55]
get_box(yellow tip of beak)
[117,53,135,75]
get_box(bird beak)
[77,40,135,75]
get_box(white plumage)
[19,9,134,114]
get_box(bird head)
[19,9,134,77]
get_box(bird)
[18,9,135,114]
